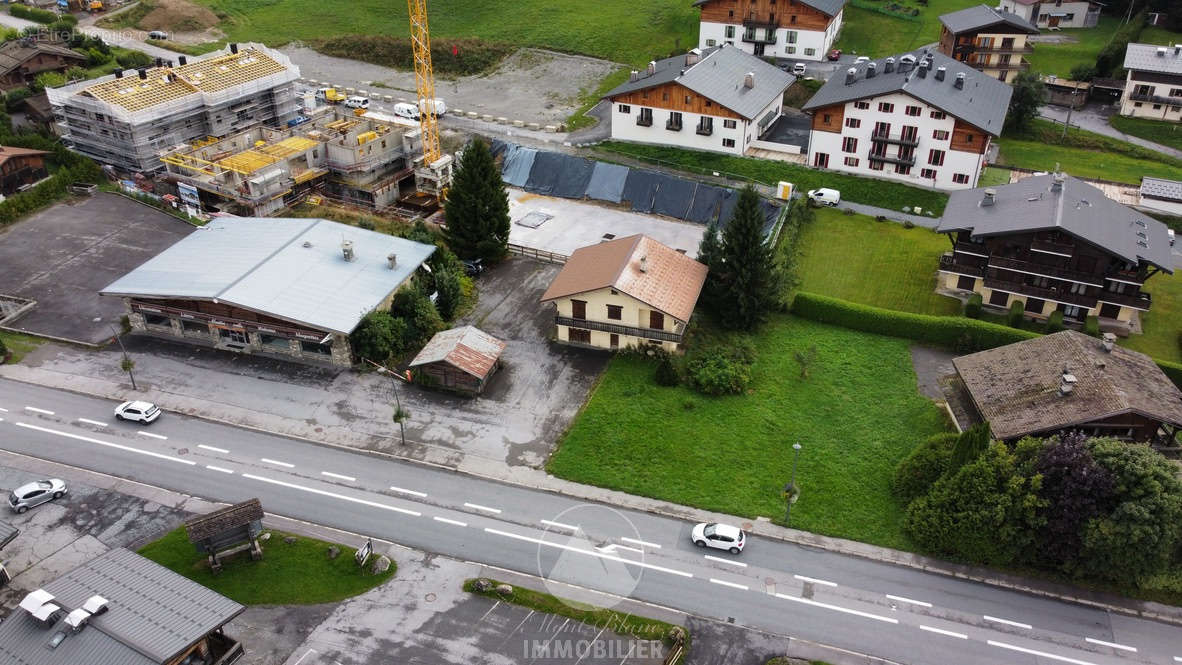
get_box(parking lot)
[0,193,194,345]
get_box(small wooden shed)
[408,325,506,395]
[185,498,265,573]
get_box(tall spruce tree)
[444,138,510,262]
[696,221,723,312]
[714,186,783,330]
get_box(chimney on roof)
[884,57,895,73]
[1059,368,1077,397]
[1052,171,1065,192]
[114,69,123,79]
[1101,332,1116,352]
[178,55,187,66]
[629,70,639,81]
[1175,44,1181,56]
[155,57,163,68]
[845,67,857,85]
[1157,46,1167,57]
[387,253,397,269]
[341,239,355,262]
[982,188,996,206]
[686,48,702,66]
[866,62,877,78]
[137,68,147,80]
[647,60,657,75]
[954,72,965,89]
[935,65,946,81]
[917,61,927,78]
[639,255,648,272]
[230,43,239,54]
[744,71,755,88]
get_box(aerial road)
[1,378,1179,665]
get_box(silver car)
[8,479,67,514]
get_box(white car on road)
[691,522,746,554]
[807,188,841,206]
[114,400,161,424]
[8,479,67,513]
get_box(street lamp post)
[785,442,802,526]
[108,324,137,391]
[364,358,408,446]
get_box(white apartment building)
[1119,43,1182,122]
[694,0,846,61]
[802,49,1011,190]
[997,0,1102,29]
[604,45,795,156]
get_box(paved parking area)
[0,193,194,345]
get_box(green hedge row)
[791,292,1041,353]
[10,4,58,24]
[1157,359,1182,389]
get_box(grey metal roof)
[691,0,846,17]
[0,548,243,665]
[939,4,1038,34]
[1123,42,1182,75]
[0,519,18,550]
[802,49,1012,135]
[1141,176,1182,202]
[938,173,1174,271]
[101,217,436,335]
[604,45,796,119]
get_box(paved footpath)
[1039,104,1182,161]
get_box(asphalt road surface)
[2,379,1179,665]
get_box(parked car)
[8,479,67,514]
[807,188,841,206]
[462,258,484,277]
[114,400,161,424]
[344,96,370,110]
[1170,229,1176,246]
[287,115,309,128]
[792,63,807,76]
[691,522,746,554]
[419,98,447,117]
[392,102,421,120]
[828,49,842,61]
[147,30,168,40]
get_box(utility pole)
[1061,87,1081,141]
[109,324,137,390]
[364,358,409,446]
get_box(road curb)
[3,369,1182,627]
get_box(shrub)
[0,336,7,363]
[791,292,1039,352]
[350,310,403,363]
[686,343,754,396]
[1157,359,1182,390]
[391,287,443,348]
[902,220,915,229]
[10,4,58,23]
[892,432,957,504]
[654,352,680,387]
[1084,315,1099,338]
[4,87,31,113]
[315,35,514,76]
[1045,310,1065,333]
[434,268,462,321]
[116,50,154,69]
[964,292,983,319]
[949,422,991,471]
[1006,300,1024,328]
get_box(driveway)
[0,193,195,345]
[1038,103,1182,160]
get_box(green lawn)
[0,330,43,364]
[834,0,984,57]
[138,528,395,605]
[1109,115,1182,152]
[595,142,949,215]
[795,208,961,315]
[549,316,950,550]
[197,0,698,66]
[1120,270,1182,363]
[1024,17,1124,77]
[996,126,1182,184]
[978,166,1013,187]
[1141,25,1182,47]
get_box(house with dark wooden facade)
[408,325,506,396]
[937,4,1039,82]
[0,145,49,196]
[693,0,846,61]
[950,330,1182,446]
[936,172,1174,327]
[0,40,86,92]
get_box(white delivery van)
[419,98,447,117]
[807,188,841,206]
[393,102,421,120]
[344,96,370,109]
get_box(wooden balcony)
[952,241,989,257]
[972,44,1034,55]
[988,256,1103,286]
[556,316,684,343]
[1030,238,1073,256]
[940,253,986,277]
[868,151,916,167]
[1097,289,1152,310]
[983,277,1095,308]
[741,30,777,44]
[870,131,919,147]
[742,16,780,32]
[1130,92,1180,106]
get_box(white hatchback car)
[8,479,67,513]
[114,400,161,424]
[691,522,746,554]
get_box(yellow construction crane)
[407,0,452,198]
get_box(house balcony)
[208,631,245,665]
[556,316,684,343]
[983,277,1096,308]
[988,256,1104,286]
[695,123,713,136]
[1097,289,1152,310]
[742,17,780,32]
[666,118,683,131]
[940,253,986,277]
[1029,238,1074,256]
[973,59,1029,71]
[1129,92,1181,106]
[867,151,916,167]
[870,131,919,147]
[636,115,652,127]
[971,44,1034,55]
[952,241,989,257]
[741,31,777,44]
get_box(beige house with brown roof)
[950,330,1182,446]
[540,235,708,353]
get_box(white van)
[419,98,447,117]
[807,188,841,206]
[393,102,421,120]
[344,96,370,109]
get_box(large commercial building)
[47,43,300,172]
[101,217,435,367]
[803,49,1011,190]
[1119,43,1182,122]
[693,0,846,61]
[603,46,795,156]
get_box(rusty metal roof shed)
[408,326,506,380]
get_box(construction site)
[46,42,301,172]
[160,112,424,216]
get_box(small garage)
[408,326,506,396]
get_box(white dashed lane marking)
[709,578,749,591]
[620,537,661,549]
[1084,637,1136,653]
[433,516,468,527]
[704,555,747,567]
[241,473,421,516]
[775,593,898,624]
[261,458,295,468]
[321,471,356,482]
[464,502,502,514]
[887,594,932,608]
[24,406,54,415]
[137,431,167,440]
[794,574,837,587]
[483,527,693,578]
[540,519,579,531]
[198,444,229,453]
[987,640,1097,665]
[920,625,967,639]
[206,466,234,474]
[77,418,108,427]
[15,422,195,466]
[389,486,427,498]
[984,615,1032,630]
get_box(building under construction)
[160,111,423,216]
[46,43,300,173]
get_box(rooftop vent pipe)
[647,60,657,75]
[639,255,648,272]
[387,253,397,269]
[1101,332,1116,352]
[1059,370,1077,397]
[744,71,755,88]
[982,188,996,206]
[155,57,163,68]
[954,72,965,89]
[1052,172,1065,192]
[629,70,639,81]
[137,68,147,80]
[114,69,123,79]
[178,55,187,66]
[230,43,239,54]
[884,57,895,73]
[341,239,355,262]
[866,62,877,78]
[1157,46,1167,57]
[935,65,946,81]
[845,67,857,85]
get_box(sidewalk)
[1039,105,1182,160]
[4,345,1182,627]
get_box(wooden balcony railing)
[556,316,683,343]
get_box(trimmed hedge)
[10,4,58,24]
[1045,310,1065,333]
[1158,359,1182,389]
[964,292,982,319]
[790,292,1039,353]
[1006,300,1024,328]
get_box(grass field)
[795,208,962,315]
[834,0,983,57]
[595,142,949,215]
[1119,270,1182,363]
[1023,17,1124,77]
[1109,115,1182,152]
[978,166,1012,187]
[138,528,395,605]
[995,138,1182,184]
[548,315,950,550]
[196,0,698,66]
[1141,25,1182,46]
[0,331,42,364]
